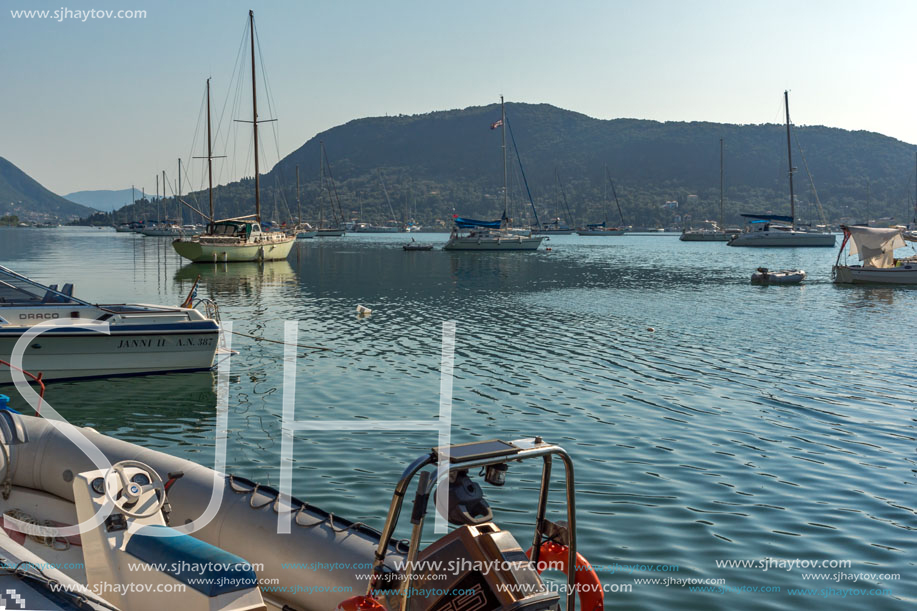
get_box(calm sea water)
[1,227,914,610]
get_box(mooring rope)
[229,330,331,351]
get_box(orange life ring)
[335,595,387,610]
[527,541,604,611]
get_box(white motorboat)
[0,266,222,383]
[833,225,917,284]
[0,406,599,611]
[727,215,836,247]
[443,224,544,250]
[680,222,735,241]
[173,20,294,264]
[728,92,834,248]
[142,223,184,237]
[751,267,807,284]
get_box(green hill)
[110,102,917,228]
[0,157,96,222]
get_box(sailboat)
[314,141,346,237]
[293,165,316,238]
[172,11,295,263]
[143,167,185,237]
[577,167,626,236]
[681,139,738,241]
[444,97,544,251]
[533,170,575,235]
[727,91,835,247]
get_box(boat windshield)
[0,266,83,306]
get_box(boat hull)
[727,231,835,247]
[316,229,345,237]
[443,235,544,250]
[4,415,404,611]
[680,231,733,241]
[0,322,220,383]
[172,236,295,262]
[833,264,917,284]
[576,229,625,236]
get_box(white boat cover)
[846,226,906,268]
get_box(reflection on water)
[1,229,915,610]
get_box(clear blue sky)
[2,0,915,195]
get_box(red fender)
[527,541,604,611]
[335,595,387,611]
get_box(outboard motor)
[352,438,598,611]
[409,523,559,610]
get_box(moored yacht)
[0,265,221,383]
[172,14,294,263]
[728,92,834,248]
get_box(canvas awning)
[845,226,906,268]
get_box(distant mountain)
[109,102,917,228]
[0,157,96,222]
[63,188,137,212]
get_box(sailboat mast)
[296,165,301,226]
[319,142,324,228]
[250,9,261,223]
[177,158,182,224]
[784,90,796,230]
[720,138,725,229]
[501,96,507,220]
[206,78,214,227]
[603,165,609,226]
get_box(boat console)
[72,459,265,611]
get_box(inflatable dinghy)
[751,267,806,284]
[0,412,598,610]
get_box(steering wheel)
[103,460,166,519]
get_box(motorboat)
[0,265,222,383]
[833,225,917,284]
[0,406,599,611]
[751,267,806,284]
[443,219,544,251]
[728,92,834,248]
[727,215,835,247]
[680,221,735,241]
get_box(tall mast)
[250,9,261,223]
[719,138,725,229]
[162,170,166,223]
[501,96,507,220]
[296,165,301,226]
[784,90,796,230]
[177,158,182,224]
[155,174,159,202]
[319,142,324,229]
[206,78,214,227]
[603,165,609,226]
[131,185,135,204]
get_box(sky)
[2,0,916,196]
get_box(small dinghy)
[751,267,806,284]
[0,406,602,611]
[402,238,433,251]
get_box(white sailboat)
[313,141,347,237]
[832,225,917,284]
[444,97,544,251]
[172,12,295,263]
[681,139,737,241]
[577,166,626,236]
[728,91,835,247]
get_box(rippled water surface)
[1,227,915,609]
